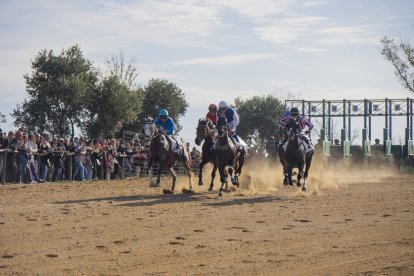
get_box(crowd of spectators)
[0,128,149,184]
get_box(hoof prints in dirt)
[1,255,13,259]
[46,254,58,258]
[170,241,184,245]
[295,219,312,223]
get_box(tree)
[0,112,7,124]
[83,75,143,138]
[105,50,139,89]
[381,36,414,93]
[13,45,98,137]
[139,79,189,133]
[234,95,285,150]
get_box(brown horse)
[144,121,192,194]
[195,118,218,191]
[214,116,245,196]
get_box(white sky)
[0,0,413,144]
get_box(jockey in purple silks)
[278,107,314,148]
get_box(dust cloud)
[235,155,399,195]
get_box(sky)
[1,0,413,144]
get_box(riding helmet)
[159,109,169,116]
[208,103,217,112]
[290,107,299,115]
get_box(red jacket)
[206,112,217,125]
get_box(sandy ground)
[1,159,414,275]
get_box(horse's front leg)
[209,161,217,192]
[168,165,177,191]
[218,163,227,197]
[296,163,304,188]
[155,161,164,188]
[287,165,294,186]
[148,159,154,187]
[278,146,289,185]
[198,159,207,186]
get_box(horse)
[143,120,192,194]
[282,120,314,191]
[214,116,245,196]
[195,118,218,191]
[277,128,290,185]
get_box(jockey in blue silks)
[217,100,247,148]
[155,109,181,153]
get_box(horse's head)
[143,121,156,139]
[287,119,300,141]
[216,116,228,136]
[195,118,208,146]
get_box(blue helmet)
[159,109,169,116]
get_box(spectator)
[6,131,18,183]
[73,137,87,181]
[0,129,8,179]
[374,138,381,146]
[27,133,41,183]
[38,134,51,183]
[190,147,201,163]
[333,139,340,146]
[132,144,147,178]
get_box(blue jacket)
[220,107,239,131]
[155,116,176,135]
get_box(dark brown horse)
[195,118,217,191]
[214,116,245,196]
[280,120,314,191]
[144,121,192,194]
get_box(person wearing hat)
[206,103,218,125]
[278,107,314,149]
[154,109,181,154]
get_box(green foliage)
[381,36,414,93]
[84,76,143,138]
[13,45,98,137]
[139,78,189,133]
[0,112,6,124]
[234,95,285,150]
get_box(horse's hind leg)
[183,159,192,191]
[168,166,177,192]
[302,153,314,192]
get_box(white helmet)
[218,100,228,109]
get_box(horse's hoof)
[162,188,174,194]
[198,180,203,186]
[302,185,307,192]
[297,182,302,187]
[218,190,223,197]
[288,182,294,186]
[208,187,214,192]
[182,188,195,194]
[283,179,289,185]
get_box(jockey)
[154,109,181,154]
[279,107,314,149]
[217,100,242,145]
[206,103,218,125]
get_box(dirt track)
[1,161,414,275]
